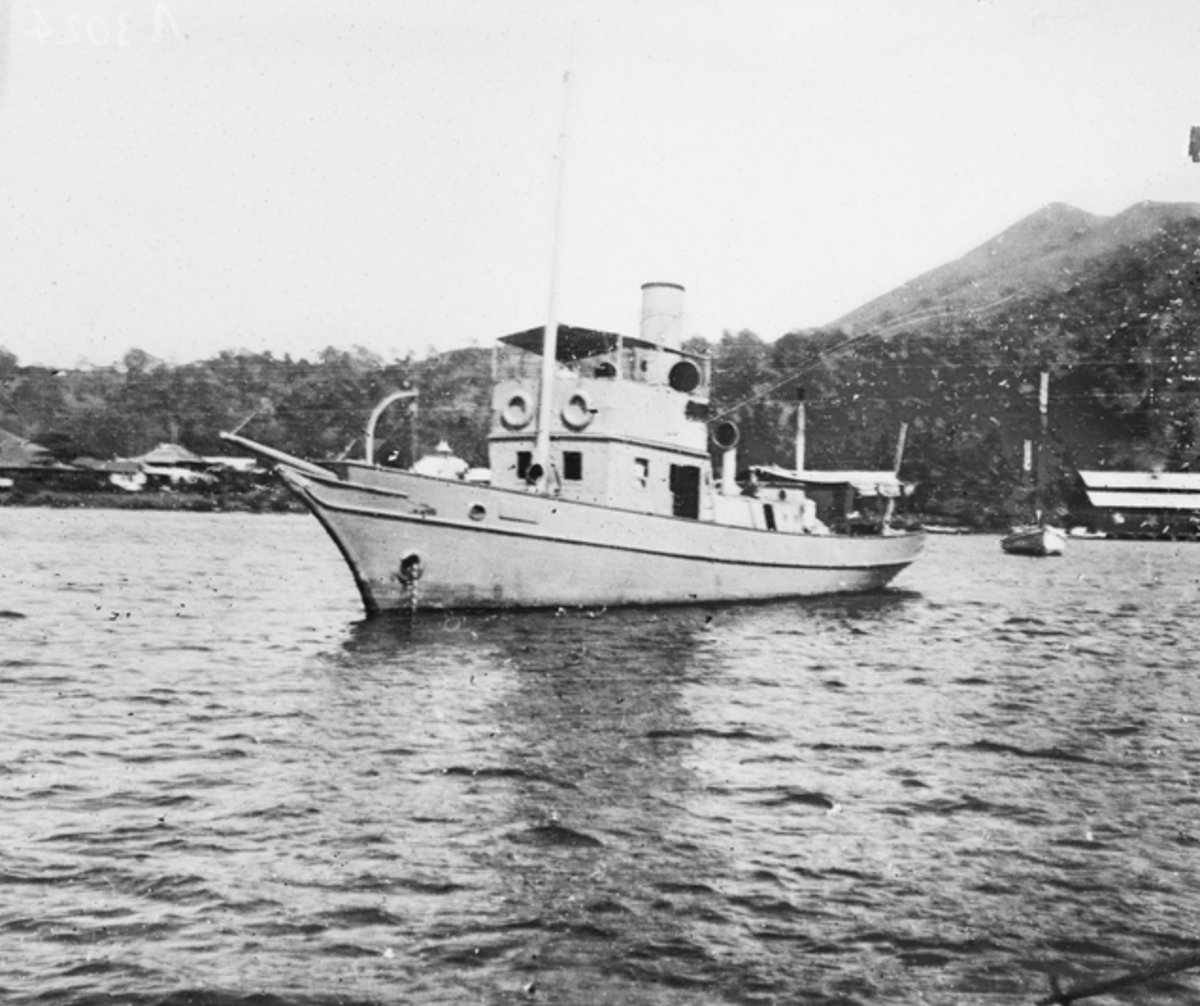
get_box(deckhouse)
[487,282,718,520]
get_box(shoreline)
[5,495,1192,540]
[0,488,307,514]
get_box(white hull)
[282,467,923,613]
[1000,524,1066,557]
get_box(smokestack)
[640,282,684,349]
[722,447,738,496]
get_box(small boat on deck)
[222,283,924,615]
[1000,523,1066,557]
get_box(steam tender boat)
[223,283,923,614]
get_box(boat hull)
[1000,525,1066,557]
[281,467,924,613]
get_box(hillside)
[740,199,1200,523]
[832,201,1200,337]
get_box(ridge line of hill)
[831,200,1200,335]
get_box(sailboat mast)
[534,59,574,493]
[1039,370,1049,437]
[1036,369,1049,516]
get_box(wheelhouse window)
[563,451,583,481]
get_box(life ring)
[501,391,532,429]
[561,391,595,430]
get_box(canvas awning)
[753,465,912,498]
[500,325,703,362]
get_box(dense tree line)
[0,345,493,471]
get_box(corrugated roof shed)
[1078,470,1200,512]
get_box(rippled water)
[3,508,1200,1006]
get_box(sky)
[2,0,1200,368]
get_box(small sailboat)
[1000,522,1067,557]
[1001,371,1066,557]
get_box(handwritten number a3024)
[23,5,178,46]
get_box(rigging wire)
[709,327,887,422]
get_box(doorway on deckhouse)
[670,464,701,519]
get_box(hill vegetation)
[0,345,493,473]
[4,200,1200,527]
[805,200,1200,522]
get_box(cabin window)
[669,464,701,520]
[635,457,649,489]
[517,451,532,480]
[563,451,583,481]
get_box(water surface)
[3,509,1199,1004]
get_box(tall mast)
[1036,369,1049,518]
[534,49,574,494]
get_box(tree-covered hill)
[755,201,1200,524]
[833,201,1200,337]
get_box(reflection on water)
[343,610,726,1002]
[3,512,1200,1005]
